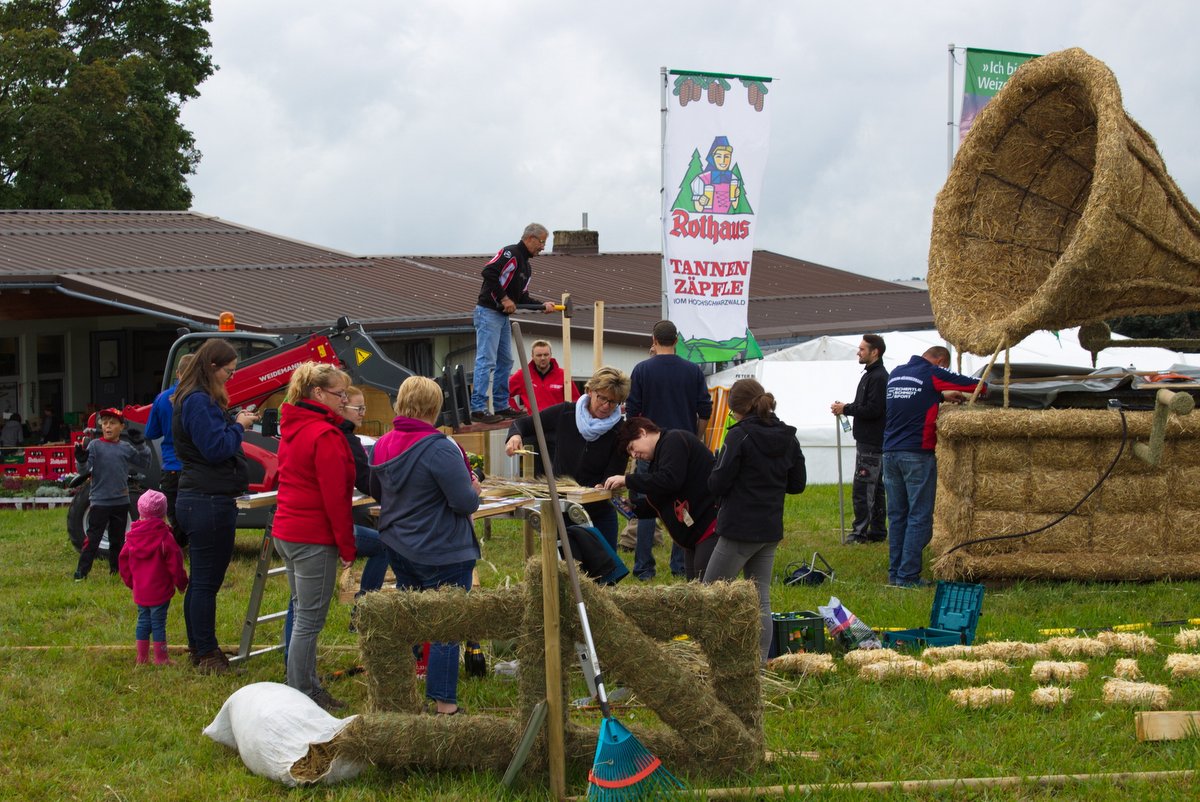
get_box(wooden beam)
[1136,711,1200,742]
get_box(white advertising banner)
[663,70,772,363]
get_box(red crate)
[21,464,46,478]
[47,446,74,473]
[45,465,70,480]
[24,447,46,466]
[3,465,21,477]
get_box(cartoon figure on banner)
[691,137,740,214]
[671,136,754,216]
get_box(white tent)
[709,327,1199,485]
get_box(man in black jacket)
[470,223,557,424]
[831,334,888,544]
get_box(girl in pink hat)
[118,490,189,665]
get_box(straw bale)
[1030,660,1089,683]
[1090,513,1162,552]
[1097,474,1168,513]
[934,496,976,550]
[1028,439,1099,472]
[1167,468,1200,506]
[1165,511,1200,552]
[330,713,521,773]
[922,645,974,663]
[1096,631,1158,655]
[1165,653,1200,679]
[1113,658,1142,680]
[859,659,931,682]
[929,48,1200,355]
[1174,629,1200,650]
[949,687,1014,709]
[842,648,904,668]
[1030,686,1074,708]
[960,510,1090,556]
[931,659,1010,682]
[973,471,1030,512]
[1026,470,1102,516]
[766,652,836,677]
[972,641,1051,662]
[973,440,1030,474]
[936,442,974,497]
[1044,636,1109,658]
[935,551,1199,582]
[1102,679,1172,709]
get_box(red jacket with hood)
[271,399,356,563]
[118,518,188,607]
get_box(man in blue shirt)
[144,354,193,548]
[626,320,713,579]
[882,346,984,588]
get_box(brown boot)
[195,649,231,675]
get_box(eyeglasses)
[319,387,350,401]
[220,365,236,378]
[592,393,620,408]
[343,405,367,414]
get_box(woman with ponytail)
[705,378,806,663]
[271,362,356,712]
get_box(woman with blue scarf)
[504,366,630,549]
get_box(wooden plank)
[238,490,375,510]
[1136,711,1200,742]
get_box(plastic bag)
[203,682,362,786]
[818,596,881,651]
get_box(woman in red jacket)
[272,362,356,712]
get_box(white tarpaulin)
[709,327,1199,485]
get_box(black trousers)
[159,470,185,548]
[851,444,887,540]
[76,503,130,576]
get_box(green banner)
[960,48,1038,143]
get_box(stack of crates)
[45,446,75,480]
[767,610,826,658]
[22,447,46,479]
[881,581,985,649]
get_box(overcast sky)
[181,1,1200,282]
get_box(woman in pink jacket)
[119,489,188,665]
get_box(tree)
[0,0,214,210]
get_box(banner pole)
[947,43,956,174]
[660,66,669,320]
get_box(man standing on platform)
[883,346,985,588]
[626,320,712,580]
[508,339,578,413]
[831,334,888,545]
[471,223,557,424]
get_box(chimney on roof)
[552,214,598,255]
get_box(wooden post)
[539,499,566,799]
[560,292,572,399]
[592,300,605,372]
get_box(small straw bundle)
[843,648,903,668]
[1174,629,1200,650]
[1102,679,1172,709]
[931,659,1010,682]
[859,658,931,682]
[1096,631,1158,655]
[949,687,1014,709]
[1030,686,1074,708]
[1044,637,1109,658]
[1030,661,1089,683]
[766,652,835,677]
[922,645,974,663]
[1165,652,1200,680]
[1113,658,1142,680]
[973,641,1051,662]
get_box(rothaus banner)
[959,48,1038,144]
[663,70,772,363]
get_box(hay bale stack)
[932,406,1200,582]
[928,47,1200,357]
[949,687,1014,709]
[1045,636,1109,658]
[859,658,931,682]
[972,640,1051,662]
[843,648,903,669]
[1165,653,1200,679]
[922,645,974,663]
[1030,686,1074,708]
[1113,658,1142,680]
[1102,679,1172,709]
[1096,631,1159,655]
[1030,660,1089,683]
[766,652,836,677]
[931,659,1010,682]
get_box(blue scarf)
[575,394,622,442]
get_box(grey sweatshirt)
[80,438,150,506]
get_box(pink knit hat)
[137,489,168,520]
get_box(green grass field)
[1,487,1198,800]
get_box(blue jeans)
[882,451,937,585]
[136,602,170,642]
[178,492,238,655]
[470,305,513,413]
[386,551,475,704]
[354,525,390,594]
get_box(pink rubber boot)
[136,639,150,665]
[153,641,172,666]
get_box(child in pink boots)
[118,490,189,665]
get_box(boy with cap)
[73,408,151,580]
[119,490,189,665]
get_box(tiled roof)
[0,210,932,342]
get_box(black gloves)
[74,443,88,463]
[125,429,145,446]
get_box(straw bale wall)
[932,406,1200,581]
[342,558,764,779]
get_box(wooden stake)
[592,300,605,372]
[560,292,572,400]
[1136,710,1200,741]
